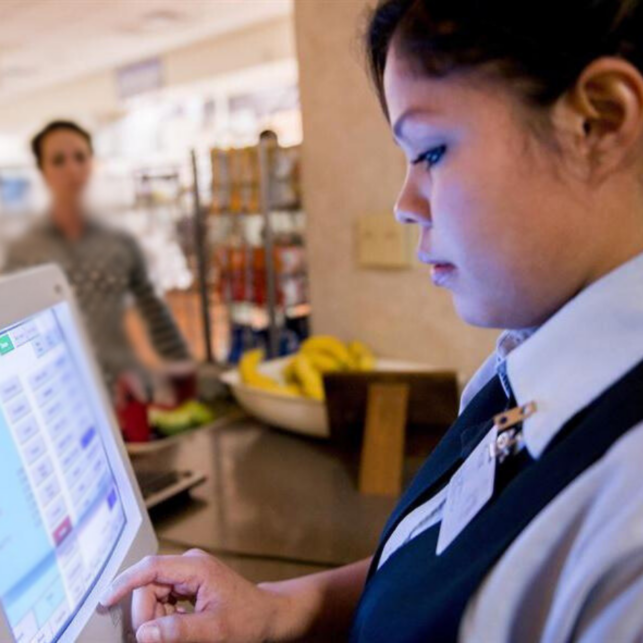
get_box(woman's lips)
[430,263,456,287]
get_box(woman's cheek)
[433,181,483,247]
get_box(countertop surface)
[138,415,399,572]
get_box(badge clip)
[493,402,537,435]
[489,402,537,462]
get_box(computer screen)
[0,303,127,643]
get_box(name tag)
[436,426,497,555]
[378,486,448,570]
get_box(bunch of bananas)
[238,336,376,401]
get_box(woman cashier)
[102,0,643,641]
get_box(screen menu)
[0,305,126,643]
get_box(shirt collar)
[42,214,100,239]
[504,251,643,459]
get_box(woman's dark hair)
[366,0,643,110]
[31,120,93,169]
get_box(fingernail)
[138,624,161,643]
[99,590,112,606]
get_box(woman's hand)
[100,549,291,643]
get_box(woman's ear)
[569,57,643,178]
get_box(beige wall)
[294,0,498,381]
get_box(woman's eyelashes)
[412,145,447,171]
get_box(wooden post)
[358,383,410,497]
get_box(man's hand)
[100,549,288,643]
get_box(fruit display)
[239,348,301,397]
[237,336,376,402]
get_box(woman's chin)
[452,295,507,329]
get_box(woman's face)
[39,129,93,206]
[384,45,605,330]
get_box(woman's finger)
[182,548,210,559]
[101,556,205,607]
[132,584,170,631]
[136,612,223,643]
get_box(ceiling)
[0,0,293,103]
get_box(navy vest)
[350,359,643,642]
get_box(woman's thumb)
[136,612,223,643]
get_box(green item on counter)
[149,400,217,436]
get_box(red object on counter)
[166,366,197,406]
[114,378,151,443]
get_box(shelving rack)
[188,135,310,365]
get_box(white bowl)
[220,356,438,439]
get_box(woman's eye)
[413,145,447,171]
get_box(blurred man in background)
[3,120,191,398]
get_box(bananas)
[239,349,299,397]
[306,351,343,374]
[301,336,353,369]
[293,354,325,401]
[238,337,376,402]
[348,340,376,372]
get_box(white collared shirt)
[380,251,643,642]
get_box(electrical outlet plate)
[356,214,415,269]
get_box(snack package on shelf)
[213,244,247,303]
[214,242,308,309]
[280,274,308,309]
[246,146,262,213]
[210,142,302,215]
[225,147,261,214]
[227,148,242,214]
[267,144,302,210]
[275,243,307,276]
[210,148,231,214]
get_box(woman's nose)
[394,170,432,226]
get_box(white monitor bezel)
[0,264,157,643]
